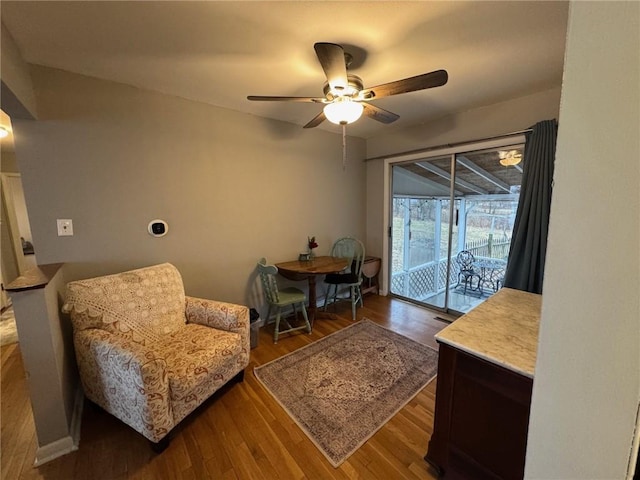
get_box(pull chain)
[342,123,347,171]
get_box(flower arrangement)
[307,236,318,255]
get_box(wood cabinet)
[425,343,533,479]
[424,288,541,480]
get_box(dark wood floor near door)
[1,295,453,480]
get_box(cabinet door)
[449,350,532,479]
[426,343,533,480]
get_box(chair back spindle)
[257,258,280,304]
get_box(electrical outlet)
[57,219,73,236]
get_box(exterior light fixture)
[323,98,364,125]
[499,150,522,167]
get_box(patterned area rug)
[253,319,438,467]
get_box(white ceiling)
[0,1,569,140]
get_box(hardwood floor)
[1,295,453,480]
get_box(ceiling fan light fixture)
[499,150,522,167]
[248,43,447,130]
[323,98,363,125]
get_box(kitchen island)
[425,287,542,479]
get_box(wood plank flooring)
[1,295,453,480]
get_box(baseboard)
[34,436,77,467]
[34,386,84,466]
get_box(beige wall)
[14,66,366,312]
[525,2,640,478]
[0,24,37,119]
[1,151,20,173]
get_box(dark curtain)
[503,119,558,294]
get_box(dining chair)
[257,258,311,343]
[322,237,365,320]
[455,250,481,294]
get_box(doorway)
[389,144,523,314]
[1,110,37,305]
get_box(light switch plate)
[57,219,73,236]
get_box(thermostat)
[148,219,168,237]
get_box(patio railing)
[391,257,459,300]
[391,235,511,300]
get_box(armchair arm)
[73,329,174,442]
[185,296,250,355]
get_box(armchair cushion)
[63,263,250,443]
[158,324,243,422]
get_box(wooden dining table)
[275,255,349,323]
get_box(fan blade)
[247,95,324,103]
[303,110,326,129]
[363,69,448,99]
[362,102,400,124]
[314,42,348,92]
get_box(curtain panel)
[503,119,558,294]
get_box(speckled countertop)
[435,288,542,378]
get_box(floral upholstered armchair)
[62,263,249,449]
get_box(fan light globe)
[324,98,364,125]
[499,150,522,167]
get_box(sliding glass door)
[390,145,523,314]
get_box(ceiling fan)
[247,42,448,129]
[499,150,523,166]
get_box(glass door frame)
[382,135,526,315]
[388,154,458,312]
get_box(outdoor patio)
[391,248,507,314]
